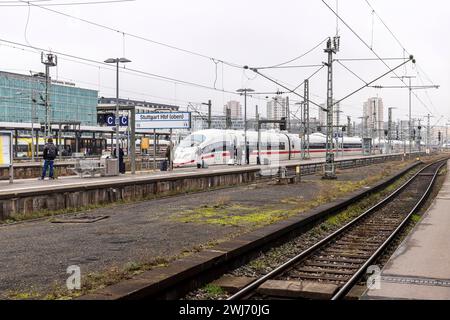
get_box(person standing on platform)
[113,146,125,174]
[196,146,203,169]
[164,145,171,171]
[236,145,243,165]
[40,138,58,180]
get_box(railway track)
[227,158,447,300]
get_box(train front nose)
[174,148,196,167]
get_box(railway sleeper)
[312,256,366,264]
[320,252,372,259]
[256,280,339,300]
[287,272,349,283]
[304,262,360,269]
[294,267,355,276]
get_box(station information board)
[0,131,12,166]
[135,112,191,130]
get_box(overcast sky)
[0,0,449,125]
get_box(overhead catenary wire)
[336,60,368,85]
[1,0,136,7]
[362,0,440,115]
[16,0,244,70]
[334,58,413,106]
[255,37,329,69]
[249,67,325,111]
[321,0,438,118]
[334,57,407,62]
[0,38,248,98]
[292,64,326,92]
[256,64,324,70]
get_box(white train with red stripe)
[173,129,366,167]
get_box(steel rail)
[331,159,447,299]
[228,158,448,300]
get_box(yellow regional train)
[16,138,46,158]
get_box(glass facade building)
[0,71,98,125]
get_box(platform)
[0,152,417,221]
[362,160,450,300]
[0,152,413,196]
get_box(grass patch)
[410,214,421,224]
[0,183,248,225]
[203,284,225,296]
[172,162,417,229]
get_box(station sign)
[105,115,129,127]
[135,112,191,130]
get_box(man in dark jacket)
[113,147,125,174]
[40,138,58,180]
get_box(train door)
[214,141,224,165]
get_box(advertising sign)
[0,131,13,183]
[135,112,191,130]
[0,131,12,167]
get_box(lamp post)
[104,57,131,173]
[387,107,396,154]
[14,91,40,161]
[236,88,254,165]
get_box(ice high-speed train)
[174,129,370,167]
[174,129,417,167]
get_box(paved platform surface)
[363,160,450,300]
[0,153,404,196]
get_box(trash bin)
[104,158,119,176]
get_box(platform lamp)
[104,57,131,173]
[236,88,254,165]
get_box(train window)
[309,143,325,149]
[179,134,206,148]
[343,143,362,149]
[203,142,223,154]
[279,142,286,150]
[17,145,28,152]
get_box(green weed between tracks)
[172,161,414,229]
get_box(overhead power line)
[255,37,329,69]
[16,0,244,69]
[321,0,438,117]
[362,0,440,112]
[1,0,135,6]
[249,67,325,111]
[0,38,245,98]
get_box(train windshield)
[179,134,206,148]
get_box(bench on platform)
[71,159,105,178]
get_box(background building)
[0,71,98,125]
[363,97,384,139]
[223,100,242,119]
[97,97,179,126]
[191,115,244,131]
[266,96,287,129]
[98,97,179,114]
[318,101,340,128]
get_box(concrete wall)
[0,158,164,180]
[0,170,258,221]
